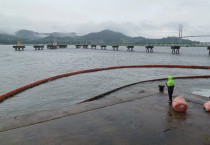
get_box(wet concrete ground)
[0,89,210,145]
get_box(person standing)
[166,75,175,103]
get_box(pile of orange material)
[172,96,188,112]
[203,101,210,111]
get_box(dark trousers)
[168,86,174,101]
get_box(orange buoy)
[203,101,210,111]
[172,96,188,112]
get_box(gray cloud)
[0,0,210,41]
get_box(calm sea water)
[0,45,210,118]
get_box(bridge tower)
[179,24,183,43]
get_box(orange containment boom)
[172,96,188,112]
[203,101,210,111]
[1,64,210,103]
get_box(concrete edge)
[0,89,156,132]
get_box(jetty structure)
[112,45,119,51]
[58,44,68,48]
[75,44,81,48]
[100,45,107,50]
[33,45,44,50]
[171,46,181,54]
[91,45,97,49]
[47,44,57,49]
[127,45,134,51]
[82,44,88,49]
[145,45,154,52]
[207,46,210,55]
[47,39,61,49]
[13,41,25,51]
[72,44,210,55]
[0,88,209,144]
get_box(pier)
[112,45,119,51]
[47,45,57,49]
[208,46,210,55]
[0,89,209,145]
[82,45,88,49]
[33,45,44,50]
[145,45,154,52]
[13,41,25,51]
[171,46,180,54]
[75,45,81,49]
[13,46,25,51]
[58,44,67,48]
[12,44,210,55]
[91,45,97,49]
[100,45,107,50]
[127,45,134,51]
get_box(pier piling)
[91,45,97,49]
[75,45,81,49]
[33,45,44,50]
[127,46,134,52]
[171,46,180,54]
[58,45,67,48]
[13,46,25,51]
[112,45,119,51]
[145,46,154,53]
[82,45,88,49]
[207,46,210,55]
[100,45,107,50]
[47,45,57,49]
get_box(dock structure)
[91,45,97,49]
[13,46,25,51]
[0,89,209,145]
[100,45,107,50]
[171,46,180,54]
[112,45,119,51]
[58,45,67,48]
[13,41,25,51]
[82,45,88,49]
[127,45,134,51]
[145,45,154,52]
[47,45,58,49]
[75,45,81,49]
[207,46,210,55]
[33,45,44,50]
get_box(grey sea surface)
[0,45,210,118]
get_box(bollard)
[158,84,165,93]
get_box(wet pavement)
[0,89,210,145]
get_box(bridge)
[182,35,210,38]
[12,25,210,54]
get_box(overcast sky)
[0,0,210,41]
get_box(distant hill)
[0,29,199,44]
[79,30,133,44]
[15,29,77,40]
[0,34,17,44]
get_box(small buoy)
[203,101,210,111]
[172,96,188,112]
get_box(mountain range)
[15,30,77,40]
[0,29,199,45]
